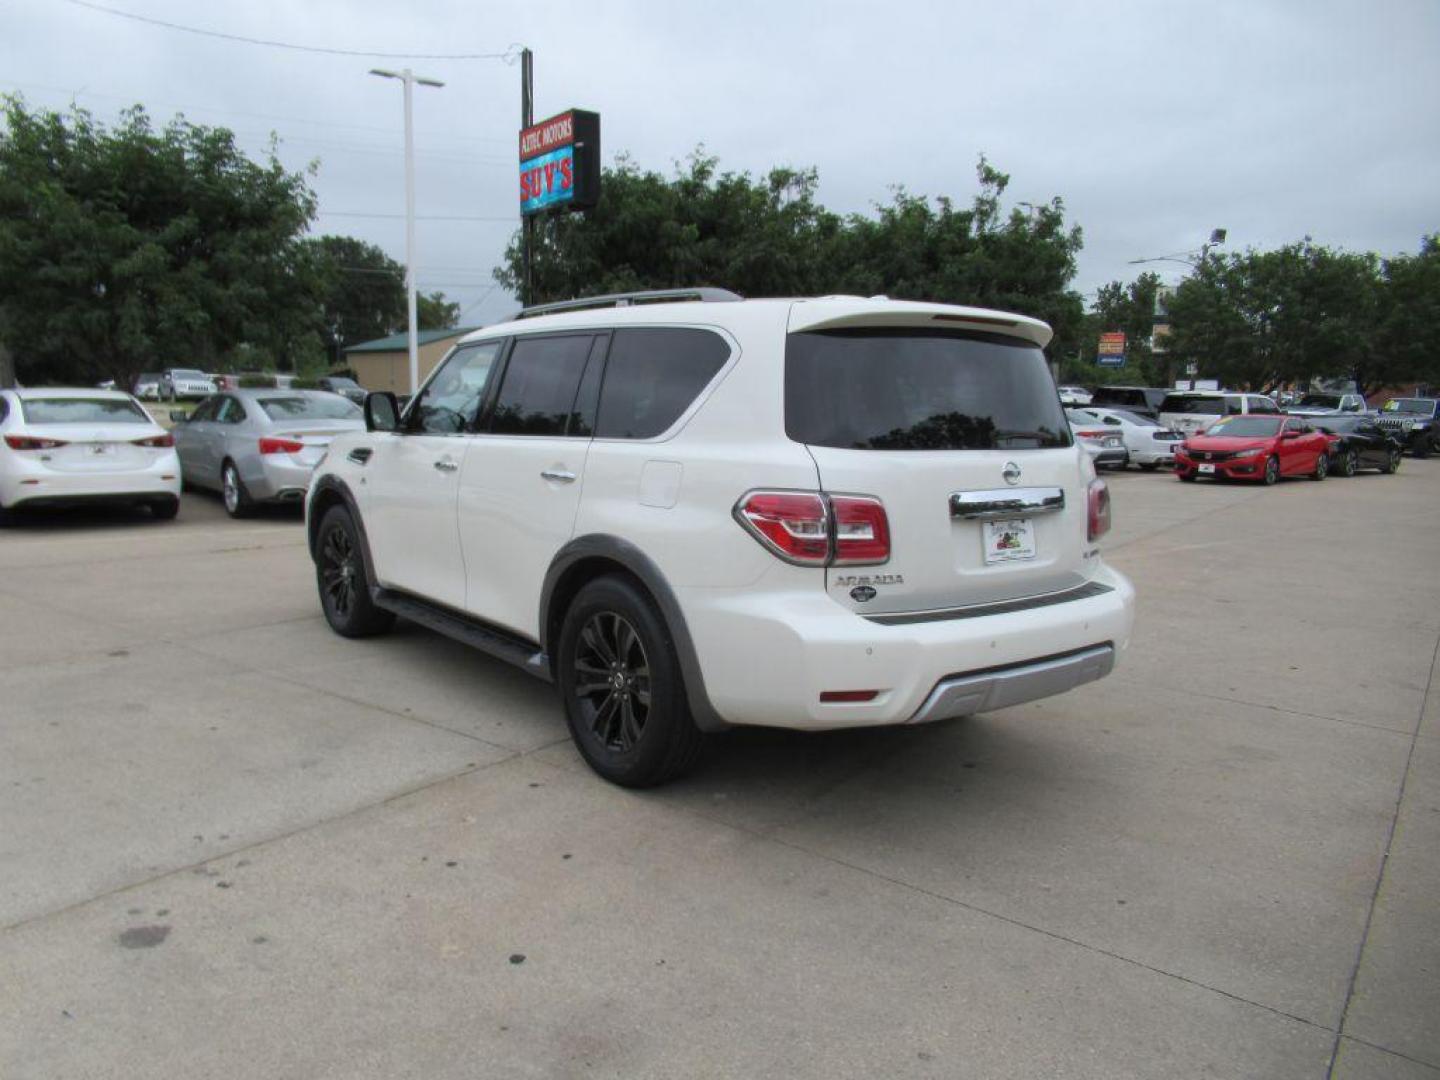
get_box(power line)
[60,0,522,62]
[317,211,516,223]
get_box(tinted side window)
[489,334,595,437]
[595,328,730,440]
[1249,396,1278,414]
[410,341,502,435]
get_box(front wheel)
[557,575,705,788]
[315,506,394,638]
[1339,449,1358,477]
[1263,456,1281,485]
[1311,452,1328,481]
[1382,448,1401,474]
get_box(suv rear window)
[785,329,1071,450]
[1160,394,1225,415]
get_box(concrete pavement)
[1,465,1436,1078]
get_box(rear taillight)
[831,495,890,565]
[258,436,305,455]
[1087,478,1111,541]
[4,435,67,451]
[133,433,174,448]
[734,490,890,567]
[1077,429,1107,439]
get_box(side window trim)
[468,336,515,433]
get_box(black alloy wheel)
[1263,456,1281,485]
[315,506,394,638]
[1383,448,1401,474]
[1340,449,1359,477]
[572,611,651,755]
[557,575,705,787]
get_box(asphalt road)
[1,465,1437,1079]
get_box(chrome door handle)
[541,468,577,484]
[433,459,459,473]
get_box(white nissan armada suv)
[306,289,1135,786]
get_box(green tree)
[1077,272,1164,386]
[1162,241,1393,392]
[307,235,405,348]
[1375,235,1440,393]
[496,153,1084,359]
[0,97,324,390]
[417,290,460,331]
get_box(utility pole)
[520,48,534,308]
[370,67,445,395]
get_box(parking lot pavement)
[1,464,1437,1079]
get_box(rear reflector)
[1087,478,1111,541]
[734,490,890,567]
[133,432,174,448]
[259,436,306,455]
[4,435,67,450]
[820,690,880,703]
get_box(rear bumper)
[909,644,1115,723]
[681,563,1135,731]
[247,456,318,503]
[1,454,181,509]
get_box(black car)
[1312,415,1404,475]
[1372,398,1439,456]
[316,376,367,405]
[1088,386,1169,420]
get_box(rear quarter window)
[786,329,1071,450]
[594,328,731,439]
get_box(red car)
[1175,415,1330,484]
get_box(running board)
[370,587,552,682]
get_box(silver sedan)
[172,389,365,517]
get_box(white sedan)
[0,388,182,522]
[1067,406,1183,470]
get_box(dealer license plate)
[1198,464,1215,474]
[983,518,1036,564]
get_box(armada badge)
[1002,461,1022,486]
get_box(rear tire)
[315,506,395,638]
[221,460,254,519]
[1311,452,1328,481]
[1382,449,1401,474]
[557,575,705,788]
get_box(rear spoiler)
[786,298,1052,349]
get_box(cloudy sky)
[5,0,1437,330]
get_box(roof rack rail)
[517,287,742,320]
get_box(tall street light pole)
[370,67,444,396]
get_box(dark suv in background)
[1373,398,1439,456]
[1088,386,1169,420]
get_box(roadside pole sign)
[519,109,601,216]
[1097,331,1126,367]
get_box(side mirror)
[169,410,188,423]
[365,391,401,433]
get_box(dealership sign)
[1097,331,1126,367]
[519,110,600,216]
